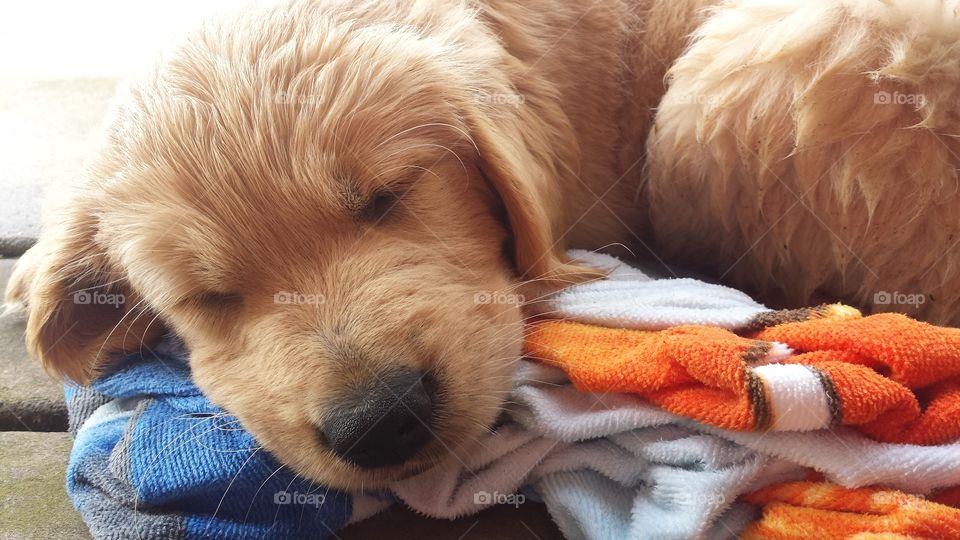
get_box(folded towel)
[391,362,793,540]
[65,250,960,540]
[528,250,769,330]
[392,359,960,539]
[505,363,960,496]
[526,307,960,444]
[739,481,960,539]
[66,338,387,540]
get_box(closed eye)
[362,184,414,222]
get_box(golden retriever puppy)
[5,0,634,489]
[5,0,960,491]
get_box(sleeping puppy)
[6,0,960,489]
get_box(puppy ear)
[465,84,604,288]
[4,197,163,384]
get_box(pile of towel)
[65,250,960,539]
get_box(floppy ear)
[465,78,604,288]
[4,197,163,384]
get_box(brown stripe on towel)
[742,341,772,365]
[739,305,846,334]
[746,368,771,430]
[809,366,843,425]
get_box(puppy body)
[6,0,960,490]
[645,0,960,323]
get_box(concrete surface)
[0,432,90,539]
[0,259,67,431]
[0,239,35,259]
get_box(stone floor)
[0,76,562,540]
[1,260,90,538]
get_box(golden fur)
[5,0,960,488]
[646,0,960,322]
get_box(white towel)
[529,250,769,330]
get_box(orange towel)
[739,481,960,539]
[524,305,960,444]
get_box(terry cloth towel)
[527,249,770,330]
[739,481,960,539]
[525,252,960,445]
[525,312,960,444]
[65,337,388,540]
[393,360,960,539]
[391,360,796,540]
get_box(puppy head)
[4,3,598,488]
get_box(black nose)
[320,370,436,468]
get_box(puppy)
[6,0,960,490]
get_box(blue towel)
[65,337,370,540]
